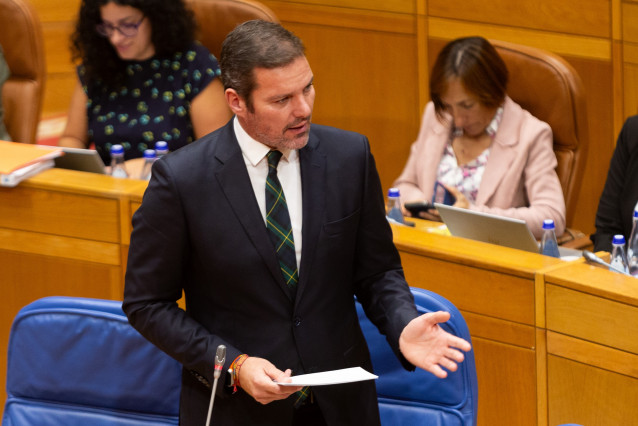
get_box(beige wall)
[32,0,638,235]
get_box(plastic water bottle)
[139,149,156,180]
[155,141,169,159]
[110,144,128,178]
[540,219,560,258]
[627,208,638,276]
[610,234,629,274]
[386,187,404,224]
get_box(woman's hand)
[444,185,470,209]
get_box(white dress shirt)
[233,117,303,270]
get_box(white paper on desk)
[276,367,377,386]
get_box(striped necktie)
[265,150,298,292]
[265,150,309,407]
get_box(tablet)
[54,147,106,174]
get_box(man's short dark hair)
[220,20,305,112]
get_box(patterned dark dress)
[80,42,220,163]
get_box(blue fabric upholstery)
[3,296,181,426]
[5,290,477,425]
[356,287,478,426]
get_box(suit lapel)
[213,123,294,300]
[476,97,519,205]
[296,131,326,303]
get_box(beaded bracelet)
[229,354,249,393]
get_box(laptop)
[434,203,581,258]
[54,147,106,174]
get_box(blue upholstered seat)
[3,296,181,425]
[356,287,478,426]
[5,288,477,425]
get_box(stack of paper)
[0,140,63,187]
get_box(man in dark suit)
[123,20,471,425]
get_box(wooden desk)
[2,171,636,425]
[392,220,638,426]
[0,168,147,409]
[393,221,564,426]
[543,262,638,425]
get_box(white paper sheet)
[275,367,378,386]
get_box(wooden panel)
[547,355,638,425]
[262,0,415,15]
[30,0,80,22]
[404,252,536,324]
[0,228,120,265]
[473,337,538,426]
[279,19,420,193]
[623,2,638,42]
[546,284,638,354]
[429,0,610,38]
[623,62,638,116]
[548,331,638,378]
[43,73,77,116]
[462,310,535,349]
[265,1,416,33]
[0,186,120,243]
[623,43,638,118]
[42,22,75,74]
[563,56,614,235]
[545,262,638,306]
[428,17,611,60]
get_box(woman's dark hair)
[430,36,508,118]
[71,0,196,89]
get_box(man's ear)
[225,88,245,116]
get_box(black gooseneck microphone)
[205,344,226,426]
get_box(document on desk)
[276,367,377,386]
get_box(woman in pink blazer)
[393,37,565,238]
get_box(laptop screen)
[434,203,582,259]
[435,203,540,252]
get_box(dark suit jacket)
[592,115,638,252]
[123,120,419,425]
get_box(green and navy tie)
[265,150,298,292]
[265,150,309,407]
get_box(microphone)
[206,344,226,426]
[582,250,631,276]
[214,345,226,379]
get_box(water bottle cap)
[542,219,555,230]
[634,209,638,218]
[143,149,156,159]
[612,234,626,245]
[110,144,124,155]
[155,141,168,151]
[388,188,400,198]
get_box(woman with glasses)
[58,0,231,166]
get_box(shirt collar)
[484,105,504,137]
[233,116,294,165]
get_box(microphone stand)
[206,345,226,426]
[582,250,632,276]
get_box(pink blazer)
[393,96,566,238]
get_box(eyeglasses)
[95,16,145,38]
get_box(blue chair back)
[356,287,478,426]
[3,296,181,425]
